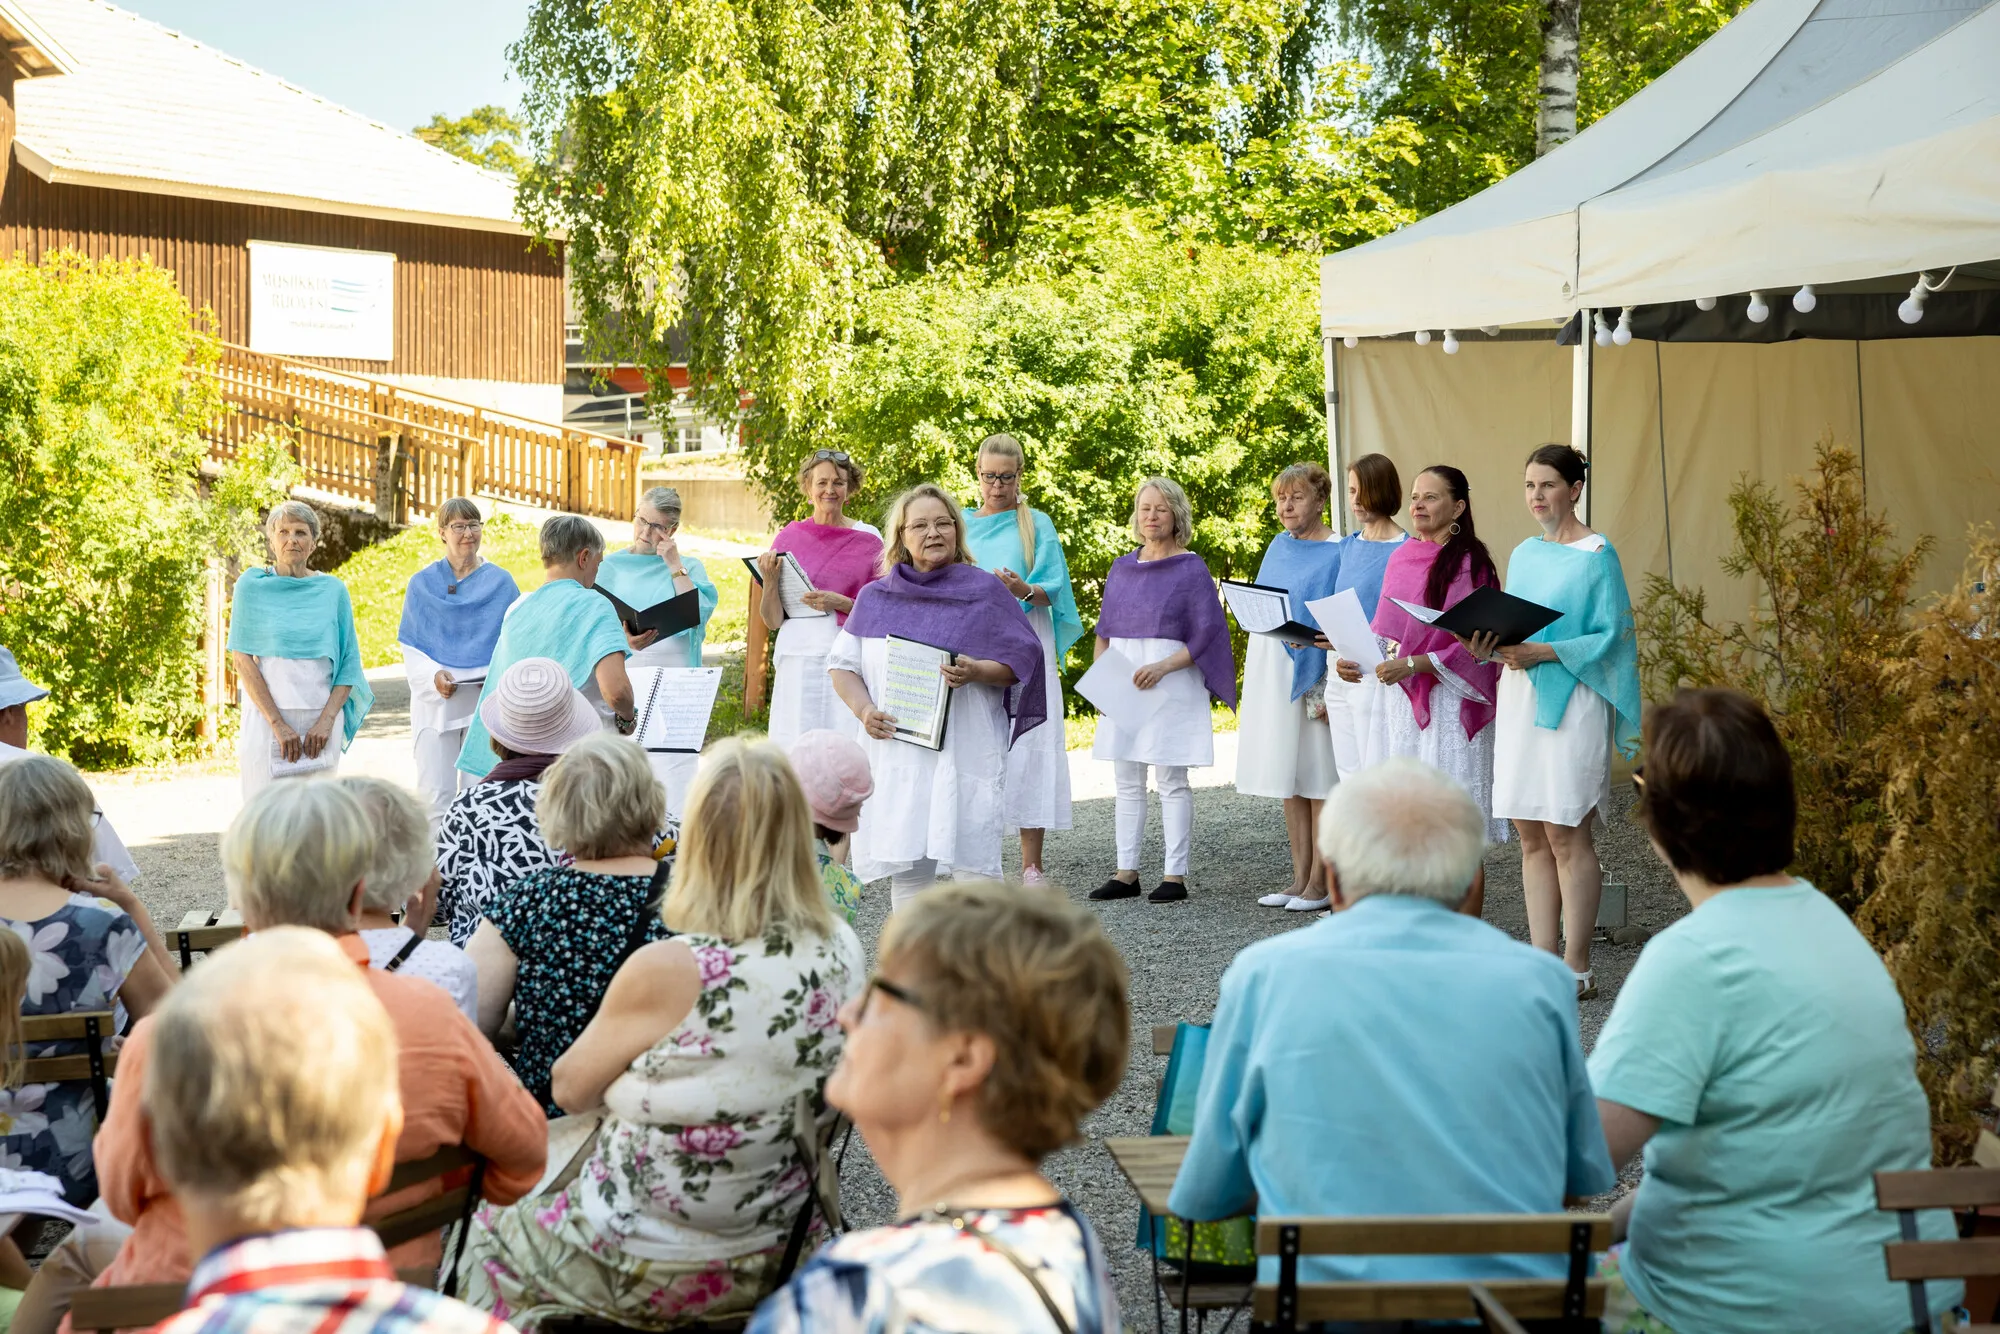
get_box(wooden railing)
[200,344,644,521]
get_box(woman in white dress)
[961,433,1083,885]
[1472,444,1641,999]
[828,484,1046,907]
[1089,477,1236,904]
[760,450,884,749]
[1326,453,1406,779]
[1364,465,1503,917]
[227,501,373,800]
[396,498,520,821]
[1236,464,1343,911]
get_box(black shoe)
[1148,881,1188,903]
[1090,878,1142,901]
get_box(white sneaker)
[1021,867,1047,886]
[1257,892,1294,907]
[1285,895,1332,912]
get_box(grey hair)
[1317,758,1486,905]
[436,497,482,529]
[639,486,683,522]
[536,732,665,860]
[334,777,435,914]
[539,513,606,566]
[264,500,320,542]
[1130,476,1194,547]
[222,781,374,933]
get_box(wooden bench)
[68,1145,487,1332]
[171,908,245,970]
[1875,1166,2000,1334]
[18,1011,117,1125]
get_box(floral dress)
[814,845,863,925]
[453,919,865,1331]
[1,895,146,1203]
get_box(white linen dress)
[1492,534,1613,828]
[827,630,1010,884]
[1234,633,1336,799]
[1004,604,1074,831]
[767,521,880,751]
[400,642,482,823]
[1370,642,1508,844]
[238,655,343,800]
[1090,637,1215,770]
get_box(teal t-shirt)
[1588,880,1958,1333]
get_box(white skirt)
[1376,682,1508,844]
[768,615,848,750]
[1234,635,1336,800]
[1004,607,1073,831]
[238,656,343,800]
[1327,671,1392,780]
[1091,637,1215,769]
[401,643,480,824]
[1491,669,1611,827]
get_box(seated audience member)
[0,647,145,887]
[1168,757,1613,1284]
[0,755,174,1204]
[454,737,864,1329]
[1589,689,1959,1333]
[467,732,673,1115]
[38,782,546,1334]
[435,659,607,946]
[750,881,1127,1334]
[0,929,42,1312]
[143,927,519,1334]
[339,776,480,1021]
[789,729,872,923]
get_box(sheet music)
[1220,581,1293,635]
[269,706,338,777]
[777,552,826,619]
[1389,597,1445,625]
[629,666,725,753]
[438,670,485,731]
[882,636,953,749]
[1307,589,1385,671]
[1075,648,1172,733]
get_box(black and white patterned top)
[435,778,561,947]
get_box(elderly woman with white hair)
[227,500,374,798]
[336,776,479,1021]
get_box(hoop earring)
[1449,522,1462,536]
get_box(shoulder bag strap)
[382,933,424,973]
[580,857,675,1030]
[928,1209,1075,1334]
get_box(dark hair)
[1349,453,1401,519]
[491,739,525,763]
[1526,443,1588,487]
[1638,689,1795,885]
[813,823,848,846]
[1417,465,1498,610]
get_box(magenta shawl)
[1369,540,1499,738]
[772,520,884,626]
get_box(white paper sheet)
[778,552,826,619]
[629,666,725,752]
[438,670,485,731]
[1389,597,1445,625]
[1307,589,1385,671]
[1220,581,1293,635]
[883,636,953,748]
[269,706,338,777]
[1074,648,1173,733]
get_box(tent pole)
[1572,310,1595,526]
[1323,336,1346,535]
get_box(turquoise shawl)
[596,549,719,668]
[226,569,374,744]
[456,577,629,778]
[962,506,1084,664]
[1504,537,1642,758]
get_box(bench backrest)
[17,1010,116,1119]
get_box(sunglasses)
[810,449,852,465]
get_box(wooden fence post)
[374,431,408,525]
[743,581,770,718]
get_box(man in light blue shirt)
[1168,757,1614,1284]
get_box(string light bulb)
[1442,329,1460,354]
[1792,285,1817,313]
[1899,277,1928,324]
[1746,291,1770,323]
[1414,330,1432,345]
[1481,325,1500,337]
[1342,335,1358,348]
[1612,308,1634,346]
[1695,296,1717,311]
[1593,313,1613,348]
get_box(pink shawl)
[772,520,884,626]
[1369,540,1499,738]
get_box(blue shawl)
[226,569,374,744]
[1503,537,1642,758]
[397,560,519,670]
[456,577,629,778]
[962,506,1084,664]
[1254,532,1344,700]
[1333,532,1407,621]
[597,549,719,668]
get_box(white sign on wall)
[247,240,395,360]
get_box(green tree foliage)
[413,105,529,177]
[0,254,290,768]
[1634,441,1931,912]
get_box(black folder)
[596,585,702,639]
[1416,585,1561,646]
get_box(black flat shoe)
[1148,881,1188,903]
[1090,878,1142,901]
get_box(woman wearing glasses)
[598,486,719,816]
[829,485,1045,905]
[961,434,1082,885]
[398,498,521,821]
[761,449,883,749]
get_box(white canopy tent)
[1317,0,2000,621]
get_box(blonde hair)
[1130,476,1195,546]
[879,484,975,575]
[881,881,1128,1161]
[1272,462,1333,513]
[535,733,664,860]
[0,754,97,886]
[222,781,374,933]
[665,736,835,941]
[976,434,1036,571]
[0,930,28,1091]
[797,451,864,494]
[146,927,399,1230]
[334,777,435,914]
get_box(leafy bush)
[0,252,290,768]
[1634,440,1930,910]
[1857,533,2000,1162]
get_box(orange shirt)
[76,934,546,1327]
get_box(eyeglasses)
[979,472,1018,485]
[860,974,923,1019]
[635,517,678,536]
[810,449,852,464]
[903,519,957,536]
[444,522,483,536]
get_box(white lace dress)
[1370,638,1508,844]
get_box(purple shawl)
[842,561,1048,741]
[1370,540,1499,738]
[1094,550,1237,710]
[772,520,884,626]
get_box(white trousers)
[890,857,939,908]
[413,727,471,824]
[1114,761,1193,876]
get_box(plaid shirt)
[154,1228,515,1334]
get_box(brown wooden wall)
[0,160,563,384]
